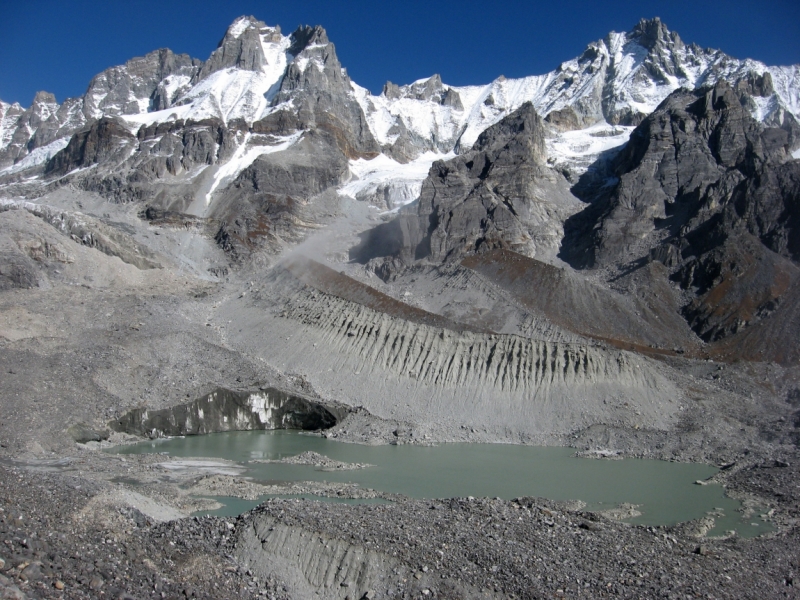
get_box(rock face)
[731,159,800,261]
[111,387,340,437]
[383,74,462,108]
[565,80,796,268]
[84,49,200,118]
[371,74,465,160]
[0,92,61,166]
[353,79,800,361]
[560,80,800,347]
[204,23,380,258]
[549,16,797,129]
[0,101,25,158]
[212,131,351,259]
[195,17,274,79]
[354,103,582,266]
[0,51,199,170]
[46,117,137,176]
[266,25,378,159]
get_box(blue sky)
[2,0,799,106]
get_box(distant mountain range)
[1,16,797,201]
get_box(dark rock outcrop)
[132,117,224,179]
[46,117,137,176]
[111,387,339,437]
[45,117,136,175]
[565,80,793,269]
[562,80,800,348]
[267,25,378,159]
[195,16,273,81]
[354,102,578,266]
[732,159,800,261]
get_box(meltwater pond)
[114,430,771,537]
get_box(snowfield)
[339,151,453,211]
[546,124,634,173]
[0,137,70,175]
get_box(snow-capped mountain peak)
[1,15,798,215]
[226,15,260,39]
[349,17,799,175]
[195,16,277,80]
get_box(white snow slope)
[352,30,800,159]
[338,151,454,211]
[0,137,70,176]
[346,23,799,198]
[123,19,294,128]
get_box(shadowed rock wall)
[111,387,340,438]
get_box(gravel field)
[0,454,797,599]
[0,182,798,599]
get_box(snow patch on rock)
[546,124,634,175]
[188,130,303,216]
[228,16,254,39]
[121,33,292,127]
[0,137,70,175]
[769,65,800,119]
[339,151,451,210]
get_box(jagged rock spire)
[629,17,683,51]
[195,16,274,80]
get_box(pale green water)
[114,430,772,537]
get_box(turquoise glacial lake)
[114,430,771,537]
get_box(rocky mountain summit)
[550,80,798,352]
[1,16,798,241]
[354,102,583,267]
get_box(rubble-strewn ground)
[0,189,798,598]
[237,471,800,600]
[0,464,290,600]
[0,455,798,599]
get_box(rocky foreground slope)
[0,14,798,600]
